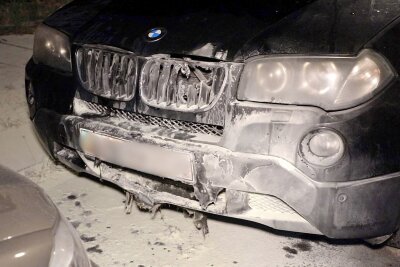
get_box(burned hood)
[0,166,58,242]
[45,0,400,62]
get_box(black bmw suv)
[25,0,400,245]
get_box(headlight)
[49,215,91,267]
[33,24,72,72]
[237,49,395,110]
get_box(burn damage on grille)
[76,46,138,101]
[74,45,240,128]
[140,57,228,112]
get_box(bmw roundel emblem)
[145,27,167,42]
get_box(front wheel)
[387,230,400,249]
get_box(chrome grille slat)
[198,81,208,107]
[76,46,137,101]
[157,63,171,104]
[94,51,103,90]
[102,52,111,94]
[110,53,119,96]
[86,49,95,90]
[76,99,224,137]
[148,62,161,101]
[166,65,180,106]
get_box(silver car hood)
[0,166,58,266]
[0,166,58,240]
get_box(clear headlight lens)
[237,50,395,110]
[49,215,91,267]
[33,24,72,72]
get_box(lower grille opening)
[248,193,297,215]
[74,98,224,137]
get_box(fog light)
[300,129,345,167]
[309,131,342,157]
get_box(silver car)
[0,166,91,267]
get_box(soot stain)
[283,246,298,255]
[67,194,77,200]
[293,241,312,252]
[87,244,103,254]
[285,254,295,259]
[80,234,96,242]
[71,221,81,229]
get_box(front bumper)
[32,105,400,239]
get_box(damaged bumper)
[32,102,400,239]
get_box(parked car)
[0,166,91,267]
[25,0,400,245]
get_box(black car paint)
[45,0,400,60]
[26,0,400,239]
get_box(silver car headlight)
[33,24,72,72]
[237,49,395,110]
[49,215,91,267]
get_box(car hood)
[0,167,58,242]
[46,0,400,62]
[0,229,54,266]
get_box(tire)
[387,230,400,249]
